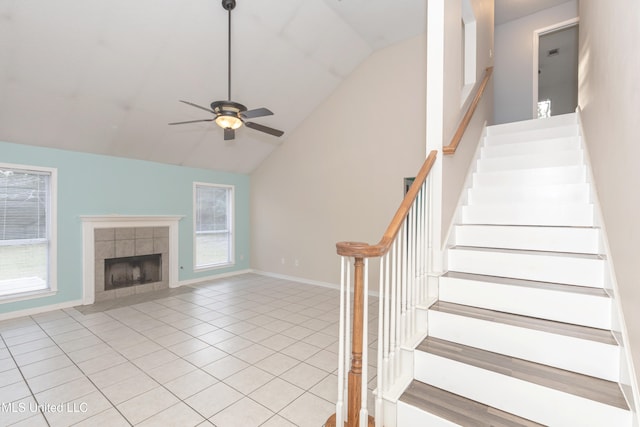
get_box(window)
[0,164,56,299]
[193,183,234,269]
[461,0,477,104]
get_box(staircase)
[397,113,633,426]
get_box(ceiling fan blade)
[168,119,214,125]
[224,128,235,140]
[244,121,284,137]
[240,107,274,119]
[179,100,215,114]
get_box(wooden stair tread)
[430,301,616,345]
[400,380,543,427]
[418,337,628,410]
[442,271,609,298]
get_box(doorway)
[533,19,579,118]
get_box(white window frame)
[193,182,234,271]
[0,163,57,303]
[461,0,477,105]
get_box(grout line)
[0,332,51,427]
[1,276,354,425]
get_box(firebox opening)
[104,253,162,290]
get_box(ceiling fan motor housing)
[222,0,236,11]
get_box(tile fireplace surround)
[95,226,169,301]
[81,216,182,305]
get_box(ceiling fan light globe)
[215,115,243,130]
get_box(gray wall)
[493,1,577,124]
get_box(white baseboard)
[0,299,83,322]
[252,270,341,291]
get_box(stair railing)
[325,67,493,427]
[325,151,437,427]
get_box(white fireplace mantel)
[81,215,184,305]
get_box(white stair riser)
[487,114,577,136]
[467,183,590,205]
[447,248,604,287]
[481,137,581,158]
[414,352,631,427]
[484,125,578,146]
[476,150,583,172]
[472,165,587,187]
[397,401,459,427]
[439,276,611,329]
[454,225,600,254]
[428,310,619,381]
[462,203,595,227]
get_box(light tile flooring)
[0,274,378,427]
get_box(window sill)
[0,289,57,305]
[194,262,236,273]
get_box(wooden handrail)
[336,149,437,259]
[328,66,490,427]
[443,66,493,155]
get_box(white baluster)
[375,256,385,426]
[360,258,369,427]
[383,251,391,390]
[335,257,346,427]
[390,238,398,381]
[401,220,408,346]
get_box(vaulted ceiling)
[0,0,570,174]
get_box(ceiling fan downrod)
[222,0,236,101]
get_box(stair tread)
[418,337,628,410]
[450,245,604,260]
[442,272,609,298]
[400,380,543,427]
[430,301,616,345]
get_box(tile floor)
[0,274,378,427]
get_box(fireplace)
[104,253,162,290]
[81,215,182,304]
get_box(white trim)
[193,182,235,271]
[461,0,477,106]
[0,289,56,305]
[0,299,83,322]
[576,108,640,418]
[253,270,340,291]
[426,0,445,278]
[0,162,57,300]
[532,17,579,118]
[80,215,183,305]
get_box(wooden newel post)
[326,255,375,427]
[348,257,365,427]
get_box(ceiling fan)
[169,0,284,141]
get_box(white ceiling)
[0,0,426,174]
[0,0,571,174]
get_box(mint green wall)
[0,141,250,315]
